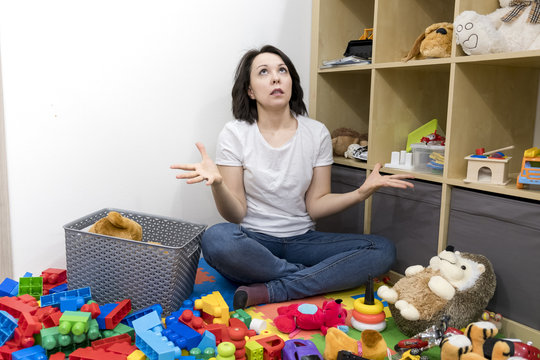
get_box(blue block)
[136,329,181,360]
[48,283,68,294]
[12,345,47,360]
[96,303,117,330]
[162,321,202,350]
[0,310,17,346]
[40,287,91,308]
[0,278,18,297]
[197,331,217,353]
[59,296,84,312]
[122,304,163,327]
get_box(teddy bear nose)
[436,28,448,35]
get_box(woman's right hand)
[170,142,223,186]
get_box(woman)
[171,45,414,310]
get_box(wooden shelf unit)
[309,0,540,342]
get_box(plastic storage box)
[410,143,445,173]
[63,208,206,316]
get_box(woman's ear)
[248,87,255,99]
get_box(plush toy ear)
[402,32,426,61]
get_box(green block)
[59,311,91,335]
[18,276,43,300]
[231,309,251,328]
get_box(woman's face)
[248,52,293,111]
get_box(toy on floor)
[358,329,390,360]
[351,276,386,332]
[480,310,503,330]
[454,0,540,56]
[282,339,323,360]
[273,298,347,335]
[440,321,540,360]
[377,246,496,337]
[331,128,368,157]
[402,22,453,61]
[89,211,142,241]
[394,315,463,353]
[324,327,359,360]
[517,147,540,189]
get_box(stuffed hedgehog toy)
[377,246,496,336]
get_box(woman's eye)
[279,67,288,73]
[259,69,268,75]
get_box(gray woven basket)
[63,208,206,316]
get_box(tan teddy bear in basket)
[89,211,143,241]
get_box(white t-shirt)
[215,115,333,237]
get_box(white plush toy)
[454,0,540,55]
[377,247,486,321]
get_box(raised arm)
[171,142,247,223]
[305,163,415,220]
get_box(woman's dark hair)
[232,45,308,123]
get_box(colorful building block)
[104,299,132,329]
[162,319,202,350]
[194,292,229,325]
[69,346,127,360]
[58,311,91,336]
[0,296,39,318]
[11,345,47,360]
[231,309,251,328]
[245,341,264,360]
[17,312,41,337]
[36,326,73,351]
[40,287,92,309]
[18,277,43,300]
[0,310,17,346]
[48,283,68,294]
[127,349,148,360]
[48,352,66,360]
[96,303,117,330]
[0,278,18,297]
[122,304,163,328]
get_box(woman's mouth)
[271,89,284,95]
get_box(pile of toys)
[1,266,539,360]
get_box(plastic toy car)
[282,339,323,360]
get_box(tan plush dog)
[89,211,143,241]
[403,22,454,61]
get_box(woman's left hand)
[359,163,415,194]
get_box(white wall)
[0,1,312,277]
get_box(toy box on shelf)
[63,208,206,316]
[411,144,445,174]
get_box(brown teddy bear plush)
[331,128,368,156]
[402,22,454,61]
[89,211,143,241]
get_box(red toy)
[420,130,445,146]
[273,299,347,335]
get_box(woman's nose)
[272,72,280,83]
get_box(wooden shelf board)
[445,177,540,201]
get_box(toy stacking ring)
[353,297,384,314]
[352,310,386,324]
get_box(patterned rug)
[192,258,443,360]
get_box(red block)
[17,312,41,336]
[107,342,138,355]
[91,333,131,350]
[0,343,19,360]
[41,268,67,285]
[69,347,127,360]
[49,352,66,360]
[104,299,131,329]
[80,302,101,319]
[0,297,38,318]
[42,311,62,328]
[179,309,205,332]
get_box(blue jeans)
[201,223,396,303]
